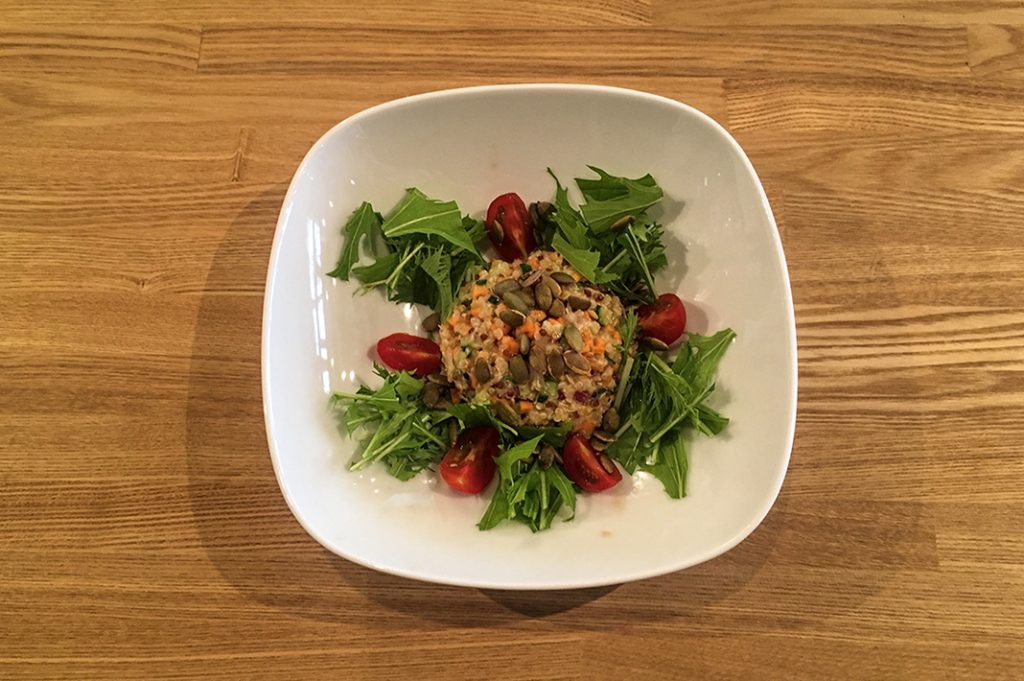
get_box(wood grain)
[1,2,1023,680]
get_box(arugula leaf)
[351,252,400,288]
[546,169,590,249]
[478,436,577,532]
[552,234,617,285]
[576,167,664,233]
[518,422,572,448]
[331,367,448,480]
[419,249,455,320]
[328,202,379,280]
[641,430,687,499]
[672,328,737,393]
[382,188,477,253]
[692,402,730,436]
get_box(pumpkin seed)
[528,202,540,226]
[494,278,521,296]
[519,334,531,355]
[499,309,526,327]
[548,299,566,318]
[502,291,530,315]
[448,420,458,446]
[567,294,591,311]
[538,445,558,469]
[563,325,583,352]
[521,269,544,287]
[641,336,670,351]
[591,439,609,451]
[529,345,547,375]
[535,201,554,222]
[546,351,565,378]
[610,215,634,231]
[421,382,440,407]
[592,429,615,443]
[564,351,590,375]
[602,407,620,432]
[550,271,576,286]
[495,400,519,425]
[509,355,530,384]
[599,454,617,474]
[490,218,505,242]
[518,286,536,307]
[427,373,449,385]
[535,280,554,311]
[474,358,492,383]
[421,312,440,332]
[541,274,562,298]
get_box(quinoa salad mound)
[439,251,625,432]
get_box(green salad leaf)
[331,366,450,481]
[381,188,475,253]
[478,436,577,532]
[576,166,664,232]
[327,202,380,280]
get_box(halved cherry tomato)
[637,293,687,346]
[376,333,441,376]
[562,434,622,492]
[486,192,536,261]
[439,426,500,494]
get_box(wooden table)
[3,2,1023,679]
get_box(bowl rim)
[261,83,798,589]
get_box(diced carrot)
[472,285,488,298]
[500,336,518,355]
[519,401,533,412]
[529,258,539,269]
[576,419,597,436]
[593,337,607,354]
[520,319,538,336]
[608,327,622,342]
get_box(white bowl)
[262,84,796,590]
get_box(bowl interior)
[263,85,796,589]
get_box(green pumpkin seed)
[529,345,547,375]
[474,358,492,383]
[550,271,575,286]
[591,439,609,451]
[494,279,521,296]
[538,445,558,469]
[548,299,566,318]
[490,218,505,242]
[567,295,591,311]
[546,351,565,378]
[499,309,526,327]
[421,312,440,332]
[535,201,554,222]
[448,420,458,446]
[521,269,544,287]
[641,336,670,351]
[599,454,617,474]
[535,280,554,311]
[509,355,530,384]
[421,382,440,407]
[495,400,519,425]
[541,275,561,298]
[592,429,615,443]
[602,407,620,432]
[427,373,449,385]
[519,335,531,355]
[502,291,530,315]
[563,325,583,352]
[518,286,536,307]
[564,351,590,375]
[610,215,634,231]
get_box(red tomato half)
[562,434,622,493]
[439,426,500,494]
[376,333,441,376]
[637,293,687,346]
[486,192,536,261]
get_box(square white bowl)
[262,84,796,589]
